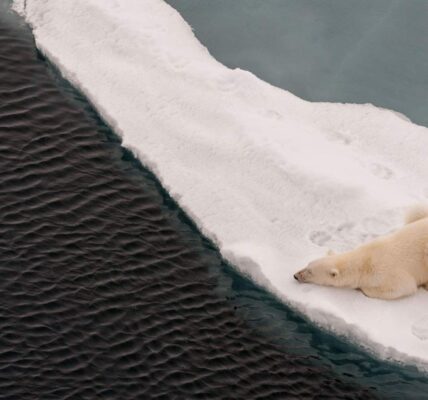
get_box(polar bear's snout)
[294,268,311,282]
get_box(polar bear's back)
[405,204,428,225]
[382,217,428,285]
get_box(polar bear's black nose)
[294,273,300,281]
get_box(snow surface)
[15,0,428,369]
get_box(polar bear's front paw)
[361,287,388,300]
[362,283,417,300]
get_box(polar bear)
[294,206,428,300]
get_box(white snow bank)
[15,0,428,368]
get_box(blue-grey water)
[167,0,428,127]
[1,1,427,399]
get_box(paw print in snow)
[217,75,237,93]
[309,230,331,246]
[327,130,352,145]
[167,53,189,71]
[370,163,393,180]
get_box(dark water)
[166,0,428,127]
[0,3,426,399]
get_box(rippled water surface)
[0,2,427,399]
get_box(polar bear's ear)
[329,268,339,278]
[326,249,336,256]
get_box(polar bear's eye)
[330,269,338,278]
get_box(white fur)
[295,211,428,300]
[405,204,428,224]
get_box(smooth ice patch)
[15,0,428,370]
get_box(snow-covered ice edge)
[14,0,428,370]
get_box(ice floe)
[15,0,428,369]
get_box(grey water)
[167,0,428,127]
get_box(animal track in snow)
[370,163,394,180]
[216,75,237,93]
[327,130,352,145]
[309,213,396,252]
[335,222,355,237]
[362,217,390,234]
[358,232,378,243]
[309,230,331,246]
[167,53,189,71]
[265,109,283,120]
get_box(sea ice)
[15,0,428,369]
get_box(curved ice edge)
[14,0,428,372]
[116,130,428,372]
[297,301,428,371]
[25,49,428,370]
[159,192,428,372]
[224,239,428,371]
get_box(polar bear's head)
[294,252,357,288]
